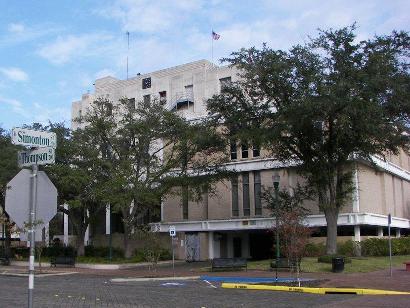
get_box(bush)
[338,240,360,257]
[42,245,76,257]
[317,255,352,264]
[84,246,124,259]
[361,237,410,256]
[133,248,172,262]
[304,242,326,257]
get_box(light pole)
[272,173,280,282]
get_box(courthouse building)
[72,60,410,261]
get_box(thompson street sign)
[18,147,55,167]
[12,127,57,149]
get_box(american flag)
[212,31,220,40]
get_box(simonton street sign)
[11,127,57,149]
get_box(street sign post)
[12,128,57,149]
[169,226,176,277]
[388,214,392,277]
[8,127,57,308]
[18,147,55,168]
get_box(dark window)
[128,98,135,110]
[230,141,237,160]
[253,144,260,157]
[241,142,249,159]
[243,173,250,216]
[106,103,113,116]
[231,176,239,217]
[143,94,150,104]
[142,77,151,89]
[219,77,232,89]
[254,171,262,215]
[159,91,166,103]
[182,186,188,219]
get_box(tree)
[79,97,225,257]
[207,26,410,254]
[45,122,106,256]
[0,127,20,259]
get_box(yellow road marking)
[221,283,410,295]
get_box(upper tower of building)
[72,60,239,129]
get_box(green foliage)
[84,245,124,259]
[337,240,360,257]
[42,245,76,257]
[304,242,326,257]
[133,248,172,261]
[317,255,352,264]
[361,237,410,256]
[207,26,410,255]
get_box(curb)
[221,283,410,295]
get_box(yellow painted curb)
[221,283,410,295]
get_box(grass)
[247,255,410,273]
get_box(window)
[230,141,237,160]
[106,103,113,116]
[182,186,188,219]
[159,91,167,103]
[253,144,260,157]
[242,173,250,216]
[143,94,150,104]
[78,109,82,119]
[128,98,135,110]
[231,176,239,216]
[254,171,262,215]
[142,77,151,89]
[219,77,232,90]
[241,142,249,159]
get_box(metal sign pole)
[388,214,392,277]
[28,164,38,308]
[171,237,175,278]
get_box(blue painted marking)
[200,276,313,283]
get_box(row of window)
[230,142,260,160]
[232,172,262,217]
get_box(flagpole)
[211,30,214,64]
[126,31,130,80]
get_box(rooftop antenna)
[126,31,130,80]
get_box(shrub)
[84,246,124,259]
[304,242,326,257]
[42,245,76,257]
[317,255,352,264]
[361,237,410,256]
[337,240,361,257]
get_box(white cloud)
[31,102,71,125]
[0,67,29,82]
[8,23,25,33]
[37,33,114,65]
[0,96,26,117]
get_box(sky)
[0,0,409,130]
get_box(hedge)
[361,237,410,256]
[84,245,124,259]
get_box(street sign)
[18,147,55,167]
[12,127,57,149]
[5,169,58,229]
[169,226,176,237]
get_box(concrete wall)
[358,164,410,219]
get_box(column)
[377,226,384,237]
[396,228,401,238]
[44,223,49,246]
[208,231,214,260]
[63,204,69,246]
[354,225,361,242]
[84,209,89,245]
[105,204,111,235]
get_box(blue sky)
[0,0,409,129]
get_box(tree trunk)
[324,207,339,255]
[76,232,86,256]
[123,223,133,259]
[4,221,11,259]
